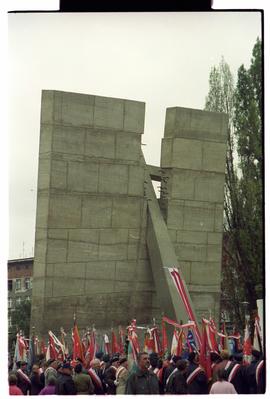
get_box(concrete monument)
[31,90,227,337]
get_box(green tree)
[9,299,31,351]
[204,39,263,329]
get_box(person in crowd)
[9,373,24,395]
[149,352,159,373]
[73,363,94,394]
[166,359,188,394]
[125,352,159,394]
[44,359,58,386]
[210,368,237,394]
[55,362,77,395]
[30,364,44,395]
[223,352,246,394]
[242,349,265,394]
[211,350,230,383]
[38,376,56,395]
[186,352,208,394]
[88,358,105,395]
[164,355,182,393]
[16,360,31,395]
[115,356,129,395]
[104,354,120,394]
[75,357,88,374]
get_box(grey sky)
[8,11,261,259]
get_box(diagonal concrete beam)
[142,153,199,326]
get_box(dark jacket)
[186,363,208,394]
[16,370,31,395]
[166,370,187,394]
[104,366,117,395]
[30,373,44,395]
[55,372,77,395]
[73,372,94,394]
[224,361,246,394]
[125,369,159,395]
[242,359,265,394]
[163,363,176,390]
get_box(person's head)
[177,359,188,372]
[119,357,128,369]
[47,376,56,386]
[220,350,229,360]
[217,368,228,381]
[32,364,40,374]
[172,355,181,364]
[149,352,158,368]
[95,351,104,360]
[61,362,72,375]
[137,352,150,371]
[90,358,101,370]
[74,363,82,374]
[103,354,110,363]
[111,355,120,368]
[252,349,262,361]
[20,361,27,371]
[210,351,221,363]
[76,357,83,364]
[8,373,17,386]
[50,360,59,369]
[188,352,199,364]
[157,359,163,369]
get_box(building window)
[16,297,21,306]
[25,278,30,290]
[15,279,21,291]
[26,296,31,302]
[8,280,13,291]
[8,316,12,328]
[8,298,13,308]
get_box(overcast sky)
[8,11,261,259]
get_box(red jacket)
[9,385,24,395]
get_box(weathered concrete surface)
[144,159,199,327]
[31,90,157,337]
[31,93,227,337]
[160,107,227,322]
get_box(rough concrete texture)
[161,107,227,323]
[31,90,155,337]
[31,92,227,337]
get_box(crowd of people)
[8,347,265,395]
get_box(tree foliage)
[204,39,263,329]
[9,299,31,350]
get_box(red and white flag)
[72,321,85,363]
[243,320,252,365]
[169,267,202,347]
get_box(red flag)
[40,339,46,355]
[243,320,252,365]
[48,334,58,360]
[72,320,85,362]
[161,321,168,354]
[199,320,212,380]
[151,327,162,356]
[111,330,120,354]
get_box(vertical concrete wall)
[160,107,227,322]
[31,90,156,337]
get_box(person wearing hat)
[104,354,120,394]
[44,359,58,386]
[163,355,182,393]
[125,352,159,394]
[211,350,231,384]
[115,357,129,395]
[30,363,44,395]
[55,362,77,395]
[73,363,94,395]
[166,359,188,394]
[185,352,208,394]
[88,358,105,395]
[242,349,265,394]
[15,361,31,395]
